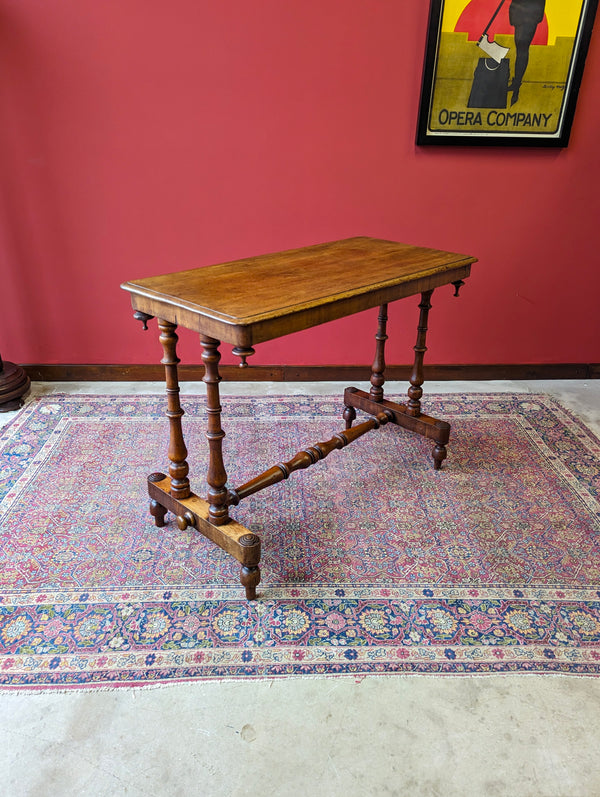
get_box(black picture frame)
[416,0,598,146]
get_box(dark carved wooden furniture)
[121,237,477,600]
[0,354,30,412]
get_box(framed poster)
[416,0,599,146]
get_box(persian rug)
[0,392,599,689]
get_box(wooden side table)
[121,237,477,600]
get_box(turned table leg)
[344,303,388,429]
[200,336,231,526]
[201,336,262,599]
[407,290,433,418]
[158,319,191,499]
[406,290,446,469]
[370,304,388,403]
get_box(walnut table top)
[121,237,476,348]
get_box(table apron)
[127,263,471,347]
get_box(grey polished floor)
[1,380,599,797]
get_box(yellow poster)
[417,0,598,144]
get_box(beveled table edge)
[120,255,477,328]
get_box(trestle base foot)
[343,387,451,469]
[147,474,261,601]
[240,566,261,601]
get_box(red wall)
[1,1,599,368]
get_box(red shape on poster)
[455,0,548,45]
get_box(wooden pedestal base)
[0,360,31,412]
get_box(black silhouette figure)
[509,0,546,104]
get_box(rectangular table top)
[121,237,477,347]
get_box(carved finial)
[452,280,465,297]
[134,311,154,330]
[232,346,256,367]
[239,533,260,548]
[176,511,196,530]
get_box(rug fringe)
[1,669,597,696]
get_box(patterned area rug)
[0,393,599,689]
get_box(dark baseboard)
[23,363,599,382]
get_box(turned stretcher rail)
[227,410,394,507]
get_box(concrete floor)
[1,380,599,797]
